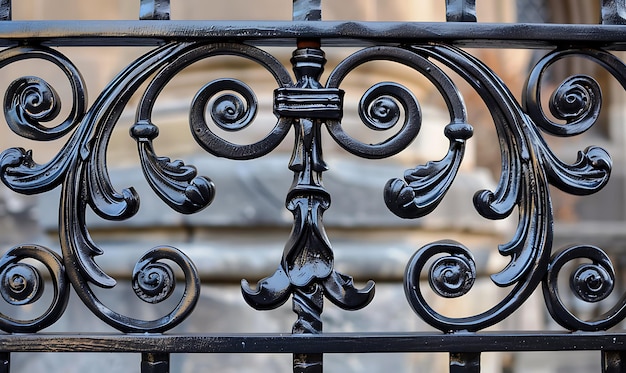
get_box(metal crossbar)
[0,0,626,372]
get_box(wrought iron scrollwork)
[0,29,623,340]
[188,44,293,160]
[524,49,626,333]
[0,46,87,195]
[401,44,621,332]
[325,46,473,219]
[241,44,473,352]
[0,43,215,332]
[542,244,625,331]
[0,244,69,333]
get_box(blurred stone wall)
[0,1,620,372]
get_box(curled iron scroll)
[0,46,87,196]
[186,43,294,159]
[325,45,466,159]
[542,245,626,331]
[325,46,473,219]
[401,44,614,332]
[0,43,219,332]
[0,245,69,333]
[0,46,86,141]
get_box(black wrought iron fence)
[1,0,626,372]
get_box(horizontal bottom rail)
[0,332,624,354]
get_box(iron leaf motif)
[243,47,376,322]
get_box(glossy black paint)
[0,0,625,372]
[450,353,480,373]
[0,0,8,21]
[446,0,477,22]
[602,0,626,25]
[2,21,626,48]
[139,0,170,21]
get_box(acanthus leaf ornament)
[0,46,87,195]
[130,120,215,214]
[242,47,376,320]
[384,121,473,219]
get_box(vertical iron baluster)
[293,285,323,373]
[445,0,477,22]
[141,352,169,373]
[292,2,322,372]
[242,5,372,373]
[286,47,328,373]
[139,0,170,20]
[601,0,626,24]
[450,352,480,373]
[603,351,626,373]
[0,0,10,21]
[293,0,321,21]
[0,352,8,373]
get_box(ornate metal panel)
[0,0,626,372]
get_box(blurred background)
[1,0,625,371]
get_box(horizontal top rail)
[2,21,626,49]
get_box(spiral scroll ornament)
[571,264,614,303]
[0,46,86,142]
[522,49,626,137]
[0,245,69,333]
[542,245,626,331]
[1,263,42,306]
[133,260,176,304]
[359,84,403,131]
[326,47,428,159]
[185,43,293,160]
[5,77,61,129]
[428,253,476,299]
[200,79,257,132]
[405,241,481,332]
[549,75,601,125]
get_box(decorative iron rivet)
[0,263,42,305]
[571,263,614,303]
[428,255,475,298]
[132,262,175,304]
